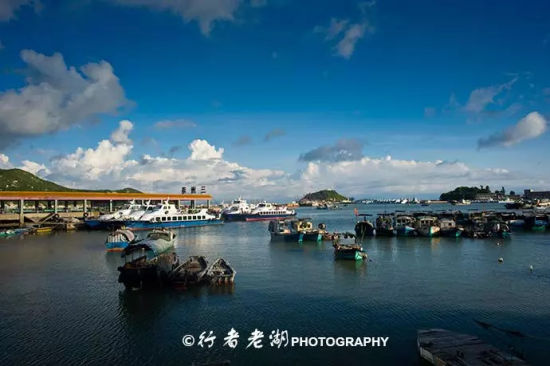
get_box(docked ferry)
[124,202,223,230]
[223,201,296,222]
[85,200,146,229]
[221,198,255,220]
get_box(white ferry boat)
[222,198,256,221]
[85,201,145,229]
[124,201,222,230]
[224,201,296,222]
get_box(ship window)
[178,216,182,221]
[156,217,161,222]
[193,216,197,220]
[161,217,166,221]
[172,216,177,221]
[202,216,205,219]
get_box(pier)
[0,191,213,227]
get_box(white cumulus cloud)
[478,111,548,149]
[110,120,134,144]
[0,153,11,168]
[188,139,224,160]
[19,160,50,176]
[0,49,128,147]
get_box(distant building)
[524,189,550,200]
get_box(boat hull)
[125,219,223,230]
[355,222,376,237]
[105,241,129,252]
[334,250,366,261]
[270,232,322,242]
[85,219,125,230]
[376,227,395,237]
[440,228,463,238]
[417,226,440,237]
[395,226,416,237]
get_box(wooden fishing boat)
[355,214,376,238]
[205,258,236,285]
[332,234,367,261]
[170,255,209,287]
[268,218,322,242]
[439,218,463,238]
[417,328,528,365]
[415,216,440,237]
[376,214,395,236]
[394,215,417,237]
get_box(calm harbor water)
[1,204,549,365]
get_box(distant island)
[299,189,351,206]
[0,168,141,193]
[439,186,514,201]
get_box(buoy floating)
[498,257,504,263]
[529,265,534,272]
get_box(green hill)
[0,168,141,193]
[300,189,349,202]
[440,186,491,201]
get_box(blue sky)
[0,0,549,199]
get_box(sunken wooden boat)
[170,255,209,287]
[205,258,236,285]
[117,230,177,289]
[417,328,528,365]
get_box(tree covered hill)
[300,189,349,202]
[439,186,492,201]
[0,168,141,193]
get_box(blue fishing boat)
[268,218,323,242]
[105,229,136,252]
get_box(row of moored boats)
[353,210,550,238]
